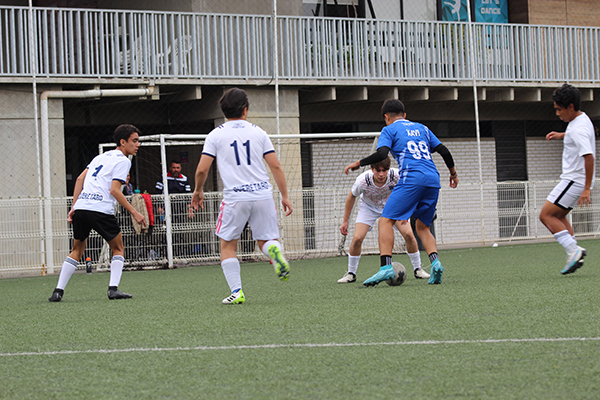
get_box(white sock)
[408,251,422,270]
[109,255,125,287]
[261,240,281,258]
[554,230,578,254]
[348,255,360,275]
[56,257,78,290]
[221,257,241,293]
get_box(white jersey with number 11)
[202,119,275,201]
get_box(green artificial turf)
[1,240,599,399]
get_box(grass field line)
[2,336,600,357]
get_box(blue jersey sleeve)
[377,126,394,150]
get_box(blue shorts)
[381,184,439,226]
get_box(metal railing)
[1,6,599,82]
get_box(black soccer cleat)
[107,288,133,300]
[48,288,64,302]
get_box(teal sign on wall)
[474,0,508,23]
[440,0,468,22]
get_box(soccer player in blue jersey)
[344,99,459,285]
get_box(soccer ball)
[385,262,407,286]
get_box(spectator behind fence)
[122,172,134,195]
[155,160,194,257]
[155,160,191,194]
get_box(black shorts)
[72,210,121,242]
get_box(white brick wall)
[527,137,600,181]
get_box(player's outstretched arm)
[345,147,390,174]
[264,152,293,216]
[546,131,565,141]
[192,155,213,210]
[340,192,357,235]
[344,161,360,175]
[110,180,146,226]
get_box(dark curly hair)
[552,84,581,111]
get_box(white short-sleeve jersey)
[202,120,275,201]
[351,168,399,213]
[73,149,131,215]
[561,112,596,188]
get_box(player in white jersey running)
[338,156,430,283]
[540,84,596,275]
[49,124,146,302]
[191,88,293,305]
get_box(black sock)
[428,252,439,264]
[108,286,118,291]
[380,255,393,266]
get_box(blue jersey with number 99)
[377,119,441,188]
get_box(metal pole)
[273,0,280,136]
[466,0,486,245]
[160,134,174,268]
[28,1,46,273]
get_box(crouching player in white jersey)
[49,124,146,302]
[338,156,430,283]
[540,84,596,275]
[191,88,293,304]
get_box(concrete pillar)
[0,84,67,272]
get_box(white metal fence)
[3,180,600,276]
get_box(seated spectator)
[155,160,191,194]
[122,173,135,195]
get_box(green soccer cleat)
[269,244,290,281]
[222,289,245,305]
[362,264,395,287]
[428,259,443,284]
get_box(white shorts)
[547,180,584,210]
[215,198,280,242]
[355,202,383,227]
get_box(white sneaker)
[337,272,356,283]
[561,246,586,275]
[222,289,245,304]
[414,268,430,279]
